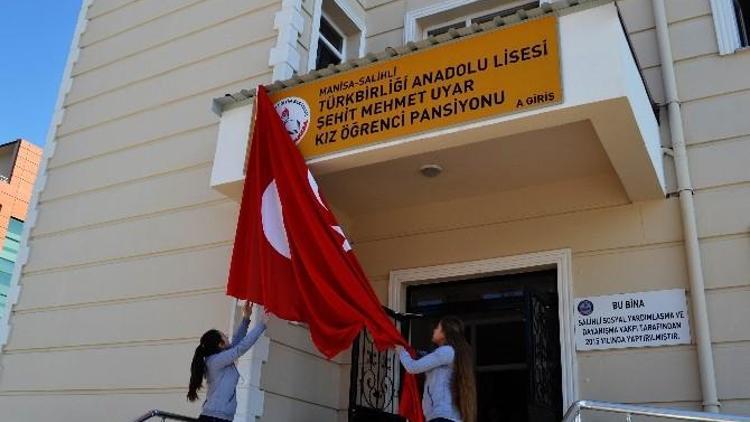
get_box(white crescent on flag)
[260,180,291,259]
[307,170,326,209]
[261,172,352,258]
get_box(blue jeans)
[429,419,455,422]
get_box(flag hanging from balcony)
[226,86,423,422]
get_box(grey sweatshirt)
[399,345,462,422]
[201,318,266,421]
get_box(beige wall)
[278,0,750,404]
[1,0,749,421]
[0,0,351,419]
[2,0,268,420]
[262,320,350,422]
[622,0,750,414]
[346,0,750,415]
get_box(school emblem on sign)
[577,300,594,316]
[274,97,310,144]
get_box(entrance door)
[405,269,563,422]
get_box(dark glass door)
[405,269,563,422]
[525,288,563,421]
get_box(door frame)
[388,248,578,411]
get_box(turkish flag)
[227,86,423,422]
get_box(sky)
[0,0,83,147]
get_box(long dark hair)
[187,329,223,402]
[440,316,477,422]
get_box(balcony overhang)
[211,1,665,202]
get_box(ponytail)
[187,329,223,402]
[187,345,206,402]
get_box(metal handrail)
[563,400,750,422]
[133,409,198,422]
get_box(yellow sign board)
[269,15,561,159]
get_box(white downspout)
[652,0,721,413]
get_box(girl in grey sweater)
[187,302,268,422]
[397,316,477,422]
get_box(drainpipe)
[652,0,721,413]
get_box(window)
[6,218,22,239]
[423,1,538,39]
[310,0,365,71]
[711,0,749,54]
[735,0,750,47]
[316,15,346,70]
[426,20,468,38]
[471,3,538,25]
[1,218,22,262]
[0,218,23,314]
[0,141,20,183]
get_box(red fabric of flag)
[226,86,423,422]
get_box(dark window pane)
[426,21,467,38]
[0,258,13,273]
[8,218,22,236]
[0,272,11,287]
[316,41,342,70]
[736,0,750,47]
[477,370,527,422]
[320,17,344,51]
[472,2,538,25]
[475,321,526,366]
[408,270,556,310]
[3,239,19,253]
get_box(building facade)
[0,140,42,318]
[0,0,749,421]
